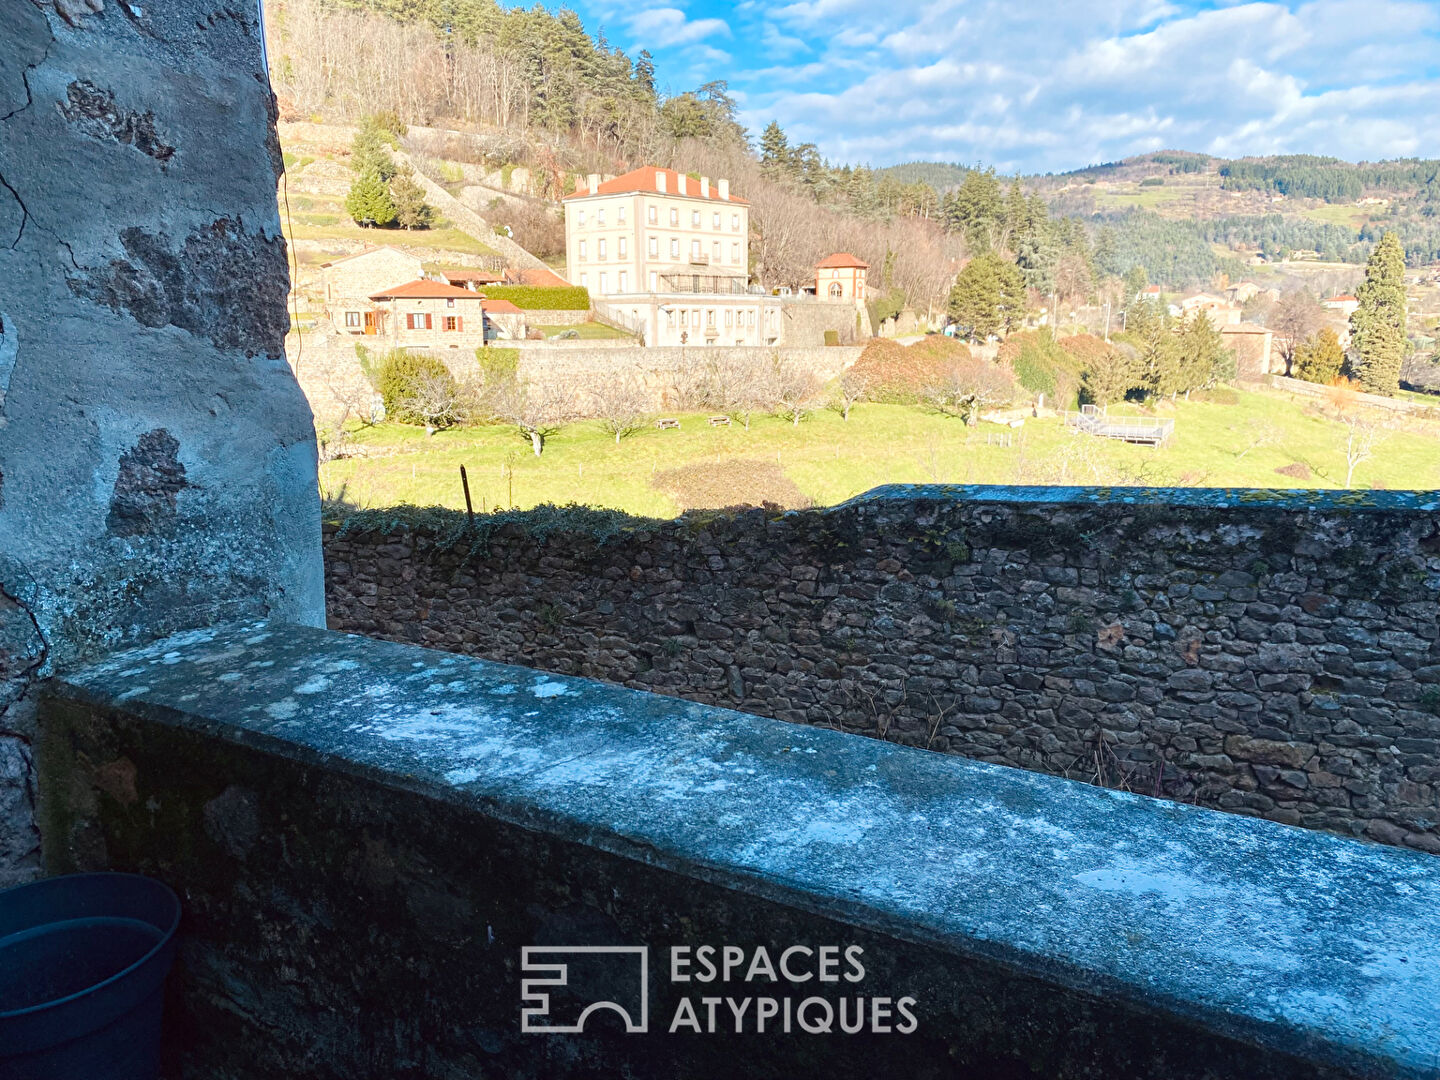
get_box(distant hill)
[873,161,971,191]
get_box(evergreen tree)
[351,121,398,182]
[635,50,656,96]
[1174,311,1232,393]
[346,167,397,227]
[759,121,791,180]
[1122,265,1149,302]
[1349,231,1407,394]
[948,253,1027,340]
[391,169,433,229]
[1291,328,1346,384]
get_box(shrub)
[824,329,840,347]
[376,349,456,424]
[481,285,590,310]
[1140,177,1164,187]
[999,329,1082,408]
[848,338,974,405]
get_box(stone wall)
[41,620,1440,1080]
[325,487,1440,853]
[0,1,325,886]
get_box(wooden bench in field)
[708,415,732,427]
[655,418,681,430]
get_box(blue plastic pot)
[0,873,180,1080]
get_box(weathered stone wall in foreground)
[0,1,325,886]
[325,487,1440,852]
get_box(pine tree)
[1349,231,1407,394]
[948,255,1002,341]
[759,121,791,180]
[350,122,398,182]
[345,168,397,227]
[1292,328,1346,384]
[948,253,1028,341]
[391,171,433,230]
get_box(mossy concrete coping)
[843,483,1440,512]
[54,621,1440,1078]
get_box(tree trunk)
[531,430,544,456]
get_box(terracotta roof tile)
[563,166,748,205]
[369,279,487,301]
[815,252,868,269]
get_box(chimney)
[656,170,667,194]
[678,173,687,196]
[701,176,710,198]
[718,178,729,201]
[587,173,599,196]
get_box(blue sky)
[574,0,1440,173]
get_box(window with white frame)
[579,273,588,287]
[599,271,609,294]
[577,209,586,226]
[724,309,733,327]
[712,212,720,229]
[732,242,741,263]
[731,213,740,231]
[670,238,680,257]
[344,311,361,328]
[648,236,658,257]
[598,238,607,259]
[691,210,700,227]
[597,208,606,225]
[618,236,627,258]
[578,239,587,259]
[706,309,715,326]
[691,239,701,259]
[649,270,658,290]
[618,271,628,292]
[712,240,720,262]
[747,310,755,327]
[648,205,657,224]
[617,205,627,223]
[669,208,679,225]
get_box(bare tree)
[401,372,478,434]
[768,359,822,426]
[1268,290,1325,374]
[1233,417,1281,460]
[585,376,652,444]
[489,379,575,456]
[829,367,869,421]
[924,357,1016,425]
[1340,412,1383,489]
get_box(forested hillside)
[264,0,1440,319]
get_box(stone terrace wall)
[325,487,1440,853]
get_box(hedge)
[481,285,590,310]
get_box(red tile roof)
[1325,294,1357,302]
[562,166,748,205]
[369,279,487,301]
[480,299,522,314]
[815,252,868,269]
[506,266,572,288]
[443,269,502,283]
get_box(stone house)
[321,247,426,334]
[1220,322,1276,378]
[366,280,494,352]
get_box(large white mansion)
[562,167,865,347]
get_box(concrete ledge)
[43,621,1440,1079]
[844,483,1440,512]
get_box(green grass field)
[319,388,1440,518]
[532,322,636,340]
[1297,204,1373,228]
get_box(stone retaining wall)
[324,486,1440,852]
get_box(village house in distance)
[563,166,867,347]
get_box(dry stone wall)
[324,486,1440,853]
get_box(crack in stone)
[0,170,30,250]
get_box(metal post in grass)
[460,465,474,526]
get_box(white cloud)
[725,0,1440,170]
[626,6,732,48]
